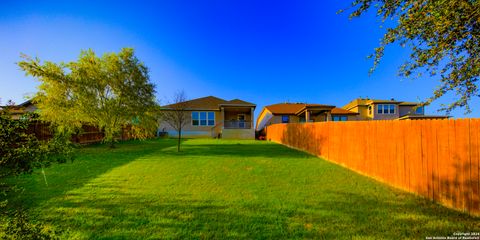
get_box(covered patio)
[218,102,256,139]
[295,104,335,122]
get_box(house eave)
[219,104,256,108]
[294,105,335,115]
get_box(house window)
[368,106,372,115]
[192,111,215,126]
[415,106,424,114]
[281,115,289,123]
[377,104,395,114]
[192,112,199,126]
[208,112,215,125]
[332,116,348,121]
[200,112,207,125]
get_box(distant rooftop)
[162,96,255,110]
[262,102,357,115]
[343,98,422,110]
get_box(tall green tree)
[344,0,479,113]
[18,48,158,147]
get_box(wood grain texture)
[266,119,480,216]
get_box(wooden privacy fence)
[266,119,480,216]
[28,121,134,144]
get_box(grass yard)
[5,139,480,239]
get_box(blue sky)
[0,0,478,118]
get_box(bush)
[0,109,73,239]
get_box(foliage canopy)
[346,0,479,113]
[18,48,158,146]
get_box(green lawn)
[5,139,480,239]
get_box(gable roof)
[223,99,255,105]
[368,99,401,104]
[331,107,358,115]
[264,103,335,115]
[0,100,33,109]
[398,101,420,106]
[343,98,421,110]
[162,96,255,110]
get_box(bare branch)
[160,90,190,152]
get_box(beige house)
[0,100,38,119]
[256,103,359,131]
[342,98,449,120]
[159,96,256,139]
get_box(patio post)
[326,112,331,121]
[250,107,254,129]
[221,107,225,129]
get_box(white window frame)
[207,112,215,126]
[192,111,215,126]
[389,104,395,114]
[377,104,395,115]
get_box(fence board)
[431,120,440,201]
[471,119,480,215]
[460,119,470,212]
[448,120,460,210]
[423,120,430,198]
[437,120,452,207]
[394,121,405,190]
[458,119,470,212]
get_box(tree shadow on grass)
[38,185,479,239]
[8,139,178,210]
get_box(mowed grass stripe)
[7,139,479,239]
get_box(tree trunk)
[109,140,116,149]
[177,128,181,152]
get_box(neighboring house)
[255,103,358,131]
[0,100,38,119]
[159,96,256,139]
[342,98,449,120]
